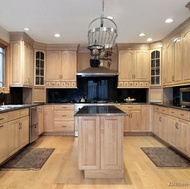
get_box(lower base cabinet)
[0,109,29,164]
[78,116,124,178]
[0,122,7,164]
[168,116,190,156]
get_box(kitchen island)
[75,105,126,179]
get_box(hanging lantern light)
[87,0,118,58]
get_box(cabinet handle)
[171,111,174,113]
[159,117,161,122]
[180,114,184,117]
[0,118,4,120]
[175,122,178,129]
[0,124,4,128]
[131,113,132,118]
[62,126,67,127]
[62,115,67,117]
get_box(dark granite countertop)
[75,105,127,116]
[151,102,190,111]
[0,103,43,113]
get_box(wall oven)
[29,106,39,143]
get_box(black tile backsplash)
[47,77,148,103]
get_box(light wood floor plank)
[0,136,190,189]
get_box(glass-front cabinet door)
[150,50,161,85]
[34,51,45,86]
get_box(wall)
[0,26,10,43]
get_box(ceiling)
[0,0,189,45]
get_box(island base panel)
[84,169,124,179]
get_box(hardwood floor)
[0,135,190,189]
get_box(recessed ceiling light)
[107,16,113,20]
[23,27,31,31]
[147,38,152,42]
[165,18,173,23]
[139,33,146,37]
[54,33,60,37]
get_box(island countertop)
[74,105,127,116]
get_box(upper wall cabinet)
[118,49,150,88]
[150,50,161,86]
[10,40,34,87]
[162,18,190,87]
[162,38,183,87]
[34,50,45,86]
[182,30,190,83]
[46,50,77,88]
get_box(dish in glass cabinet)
[124,97,136,103]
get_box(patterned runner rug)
[0,148,55,170]
[141,147,190,168]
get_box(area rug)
[0,148,55,170]
[141,147,190,168]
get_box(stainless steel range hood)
[76,66,118,77]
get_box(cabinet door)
[130,110,141,132]
[38,106,44,135]
[141,105,151,131]
[100,116,123,170]
[174,38,182,83]
[61,51,76,81]
[7,119,20,157]
[160,114,168,141]
[46,51,62,81]
[177,119,190,155]
[10,41,23,85]
[19,116,29,148]
[166,42,175,84]
[118,50,135,81]
[167,116,178,147]
[78,116,100,170]
[135,50,149,81]
[43,105,54,132]
[0,123,7,163]
[182,30,190,82]
[24,43,33,85]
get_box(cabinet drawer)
[154,106,168,114]
[169,108,190,121]
[20,108,29,117]
[54,121,74,131]
[0,113,8,124]
[54,105,74,110]
[119,105,141,110]
[8,110,20,121]
[54,111,74,120]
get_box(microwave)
[180,87,190,107]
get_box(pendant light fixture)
[87,0,118,63]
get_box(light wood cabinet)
[0,113,8,164]
[7,108,29,157]
[43,105,54,132]
[53,105,75,133]
[153,106,168,141]
[141,105,152,132]
[46,51,77,88]
[38,106,44,135]
[10,41,33,87]
[118,50,149,88]
[167,116,190,156]
[117,104,141,132]
[182,30,190,83]
[78,115,124,178]
[34,50,45,86]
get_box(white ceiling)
[0,0,189,45]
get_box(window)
[0,46,5,87]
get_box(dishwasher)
[29,106,39,143]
